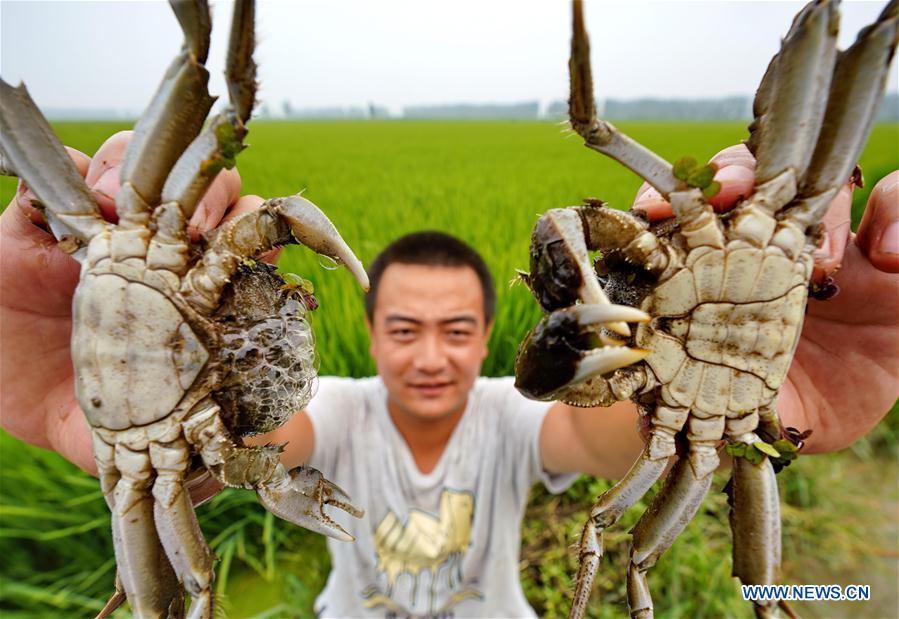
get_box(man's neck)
[386,400,467,475]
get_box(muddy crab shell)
[214,263,318,437]
[72,272,209,431]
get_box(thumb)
[855,170,899,273]
[84,130,132,222]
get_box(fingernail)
[15,178,32,202]
[714,165,753,183]
[877,221,899,256]
[813,231,832,261]
[15,179,39,210]
[187,208,207,242]
[708,165,754,211]
[90,167,119,201]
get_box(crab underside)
[515,1,898,618]
[0,1,371,617]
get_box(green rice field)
[1,120,897,618]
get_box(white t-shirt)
[306,376,576,618]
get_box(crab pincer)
[257,467,364,542]
[515,1,898,618]
[515,304,649,402]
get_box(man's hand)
[0,131,244,474]
[543,147,897,479]
[633,145,899,453]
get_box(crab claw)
[529,208,632,336]
[514,303,649,401]
[257,466,364,542]
[273,195,371,291]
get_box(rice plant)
[1,121,896,617]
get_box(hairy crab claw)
[257,466,364,542]
[528,207,634,337]
[266,195,370,291]
[515,303,649,401]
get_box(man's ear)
[366,315,376,357]
[482,319,495,359]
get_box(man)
[1,133,897,617]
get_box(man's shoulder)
[470,375,547,414]
[310,375,384,410]
[472,375,517,396]
[317,375,382,390]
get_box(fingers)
[220,194,265,221]
[811,182,853,283]
[631,183,672,220]
[3,148,86,310]
[856,170,899,273]
[79,129,243,237]
[707,143,756,170]
[187,166,242,241]
[44,400,98,476]
[15,146,91,227]
[85,130,131,221]
[632,144,756,221]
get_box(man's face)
[367,264,492,423]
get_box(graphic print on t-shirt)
[361,489,483,616]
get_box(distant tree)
[282,100,294,118]
[545,100,567,119]
[369,102,390,119]
[402,101,539,119]
[877,93,898,122]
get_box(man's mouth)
[409,381,453,396]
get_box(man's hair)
[364,231,496,325]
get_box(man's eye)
[447,330,473,340]
[390,329,415,339]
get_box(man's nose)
[413,335,448,373]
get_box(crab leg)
[570,0,724,250]
[553,365,648,408]
[115,0,215,228]
[569,0,679,198]
[92,436,128,619]
[183,404,364,542]
[183,195,369,313]
[94,576,126,619]
[93,435,184,619]
[730,0,839,247]
[773,2,899,258]
[0,81,106,255]
[578,205,672,275]
[107,443,182,617]
[626,452,717,619]
[727,433,785,619]
[150,437,215,619]
[568,413,681,619]
[161,0,258,221]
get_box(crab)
[514,1,898,617]
[0,0,370,616]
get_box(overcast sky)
[1,0,896,116]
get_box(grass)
[1,120,897,618]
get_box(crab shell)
[73,267,213,432]
[73,260,316,436]
[628,233,811,418]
